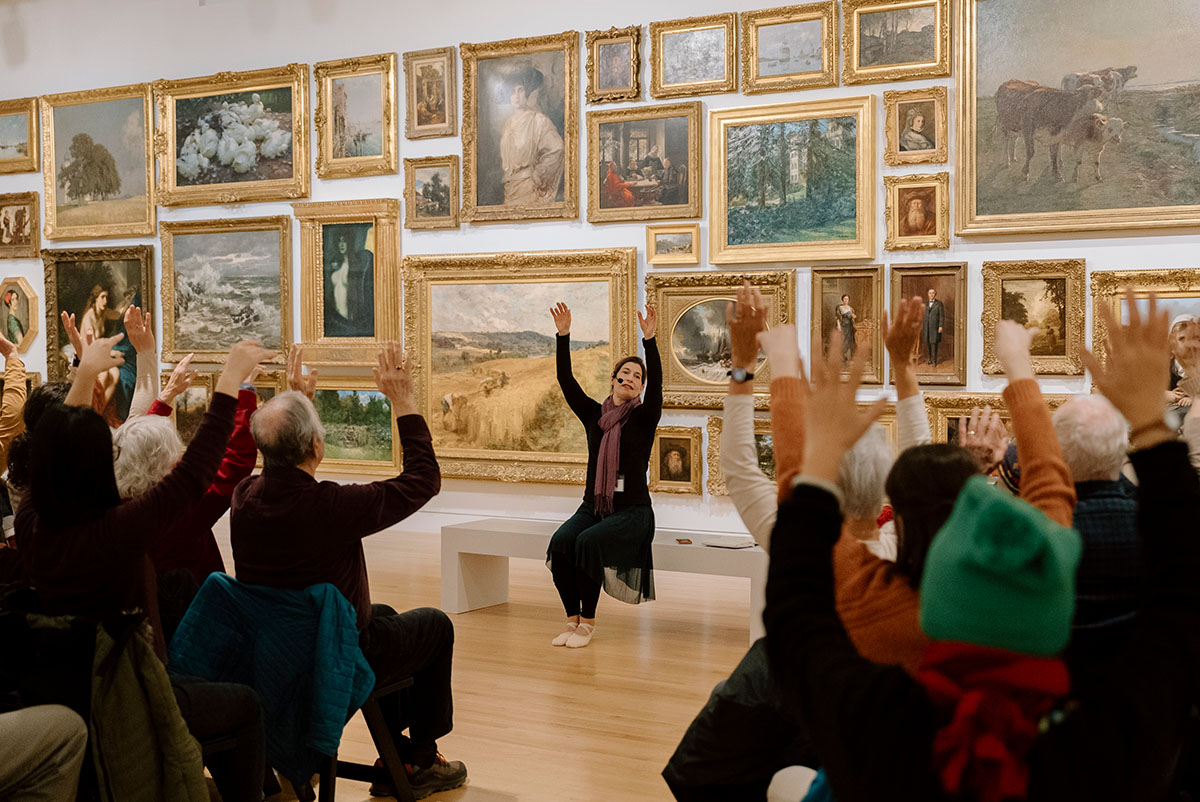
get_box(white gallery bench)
[440,517,768,644]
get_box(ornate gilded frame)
[404,156,460,231]
[650,13,737,98]
[885,172,950,250]
[461,31,579,224]
[314,53,397,180]
[159,217,291,364]
[402,47,457,139]
[160,370,214,445]
[741,3,837,94]
[647,270,796,409]
[43,245,154,382]
[312,375,402,477]
[1091,268,1200,369]
[884,85,947,165]
[981,259,1086,376]
[0,275,38,354]
[709,96,876,264]
[812,265,885,384]
[889,262,966,385]
[586,101,702,224]
[649,425,703,494]
[705,413,771,496]
[403,248,637,484]
[40,83,155,240]
[153,63,310,206]
[646,223,701,266]
[292,199,400,366]
[841,0,951,85]
[0,192,39,259]
[0,97,38,174]
[586,25,642,103]
[926,392,1073,444]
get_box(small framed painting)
[889,262,966,385]
[884,172,950,250]
[586,25,642,104]
[841,0,951,85]
[650,13,737,98]
[649,426,703,494]
[311,377,401,476]
[981,259,1086,376]
[251,369,285,408]
[646,224,700,266]
[1091,268,1200,374]
[161,370,213,446]
[404,156,460,231]
[402,46,457,140]
[705,414,774,495]
[0,192,39,259]
[314,52,398,180]
[741,3,837,94]
[884,86,946,165]
[926,392,1072,444]
[811,265,884,385]
[0,276,37,353]
[0,97,38,174]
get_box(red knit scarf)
[917,641,1068,802]
[593,394,640,517]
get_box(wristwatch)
[727,368,755,384]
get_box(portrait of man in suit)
[922,287,945,367]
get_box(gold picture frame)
[649,425,703,494]
[925,392,1073,444]
[646,270,796,409]
[251,369,286,406]
[586,25,642,104]
[160,217,291,365]
[0,192,39,259]
[404,156,460,231]
[889,262,966,386]
[646,223,701,266]
[153,63,310,207]
[650,13,737,98]
[0,275,38,354]
[292,198,401,366]
[741,3,837,94]
[41,83,155,240]
[404,248,637,484]
[43,245,154,385]
[841,0,951,85]
[812,265,884,384]
[314,52,397,180]
[981,259,1086,376]
[402,46,458,140]
[884,85,947,165]
[160,370,214,446]
[709,96,876,264]
[587,101,702,224]
[312,375,402,477]
[461,31,579,224]
[0,97,38,174]
[884,172,950,250]
[705,413,773,496]
[1091,268,1200,370]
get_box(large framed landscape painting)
[741,3,837,95]
[710,97,875,263]
[646,270,795,409]
[981,258,1086,375]
[153,64,309,206]
[40,84,154,240]
[812,265,884,385]
[842,0,950,85]
[959,0,1200,235]
[43,245,153,424]
[1091,268,1200,371]
[461,32,578,224]
[159,217,290,364]
[312,376,401,476]
[0,97,38,174]
[403,248,637,483]
[890,262,966,385]
[314,53,397,180]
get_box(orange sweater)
[769,376,1075,676]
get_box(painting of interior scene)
[1001,278,1067,356]
[598,114,690,209]
[900,273,957,374]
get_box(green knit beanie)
[919,475,1082,656]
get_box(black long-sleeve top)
[763,441,1200,802]
[556,334,662,509]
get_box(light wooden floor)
[211,518,752,802]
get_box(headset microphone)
[616,377,625,384]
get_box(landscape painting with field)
[858,5,937,69]
[725,116,857,246]
[430,280,611,456]
[51,96,148,229]
[0,114,29,160]
[974,0,1200,217]
[1001,278,1068,356]
[314,388,394,463]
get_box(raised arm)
[122,306,160,420]
[755,321,807,505]
[883,297,932,449]
[551,302,598,421]
[0,334,26,470]
[638,305,662,416]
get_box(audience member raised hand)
[757,323,802,381]
[0,330,15,361]
[373,341,418,418]
[123,305,156,355]
[66,334,125,407]
[995,319,1037,382]
[286,345,318,400]
[958,405,1008,473]
[882,296,924,400]
[726,281,768,385]
[60,311,85,359]
[159,353,197,406]
[216,341,275,398]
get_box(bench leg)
[749,568,767,646]
[441,549,511,613]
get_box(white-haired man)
[230,343,466,798]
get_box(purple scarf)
[593,394,640,517]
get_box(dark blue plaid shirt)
[1071,477,1141,639]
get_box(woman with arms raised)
[546,301,661,648]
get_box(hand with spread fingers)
[287,345,318,400]
[124,305,156,355]
[958,405,1008,473]
[550,302,572,337]
[66,334,126,407]
[638,305,658,341]
[61,311,85,360]
[374,341,418,418]
[160,354,197,406]
[882,295,924,400]
[217,341,276,398]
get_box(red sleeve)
[149,400,172,418]
[209,388,258,499]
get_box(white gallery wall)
[1,0,1198,535]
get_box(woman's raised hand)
[638,305,658,340]
[217,341,275,397]
[160,353,196,406]
[61,311,84,358]
[1081,288,1171,435]
[551,302,572,336]
[287,345,318,400]
[123,305,156,355]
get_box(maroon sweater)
[230,414,441,630]
[18,392,237,660]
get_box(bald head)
[250,390,326,470]
[1052,395,1128,482]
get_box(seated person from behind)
[230,343,467,799]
